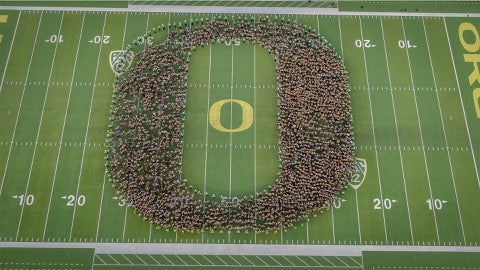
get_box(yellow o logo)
[209,99,253,132]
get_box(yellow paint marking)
[0,35,3,43]
[0,15,7,23]
[209,99,253,133]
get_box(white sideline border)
[0,5,479,17]
[0,242,479,255]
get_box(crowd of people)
[106,16,355,232]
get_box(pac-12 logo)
[348,157,367,189]
[109,50,134,76]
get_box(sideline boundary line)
[0,5,479,18]
[0,242,478,256]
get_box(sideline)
[0,242,479,255]
[0,5,479,17]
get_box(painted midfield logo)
[348,158,367,190]
[109,50,134,75]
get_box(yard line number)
[12,194,34,206]
[355,39,376,48]
[62,195,85,206]
[398,40,417,49]
[45,34,63,44]
[426,198,447,210]
[373,198,397,210]
[89,35,110,44]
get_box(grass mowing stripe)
[16,12,65,241]
[68,12,107,241]
[71,13,127,242]
[335,15,362,245]
[0,12,44,241]
[42,12,104,241]
[338,16,379,245]
[17,12,83,240]
[379,17,414,244]
[402,17,464,244]
[421,17,466,244]
[96,12,129,243]
[0,11,20,95]
[399,17,442,244]
[362,16,413,244]
[0,12,42,199]
[380,17,438,245]
[358,16,388,244]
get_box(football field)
[0,4,479,255]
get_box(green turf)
[1,1,128,8]
[363,251,480,270]
[0,10,478,248]
[338,0,480,13]
[0,248,95,270]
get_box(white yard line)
[0,12,43,198]
[0,11,21,95]
[43,13,86,240]
[305,220,309,244]
[68,12,108,241]
[228,42,234,243]
[95,172,107,241]
[442,17,480,189]
[358,16,388,244]
[379,17,414,244]
[16,13,65,241]
[201,43,213,243]
[229,44,234,197]
[252,15,257,244]
[399,17,440,244]
[422,18,466,244]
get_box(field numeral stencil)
[355,39,376,48]
[45,34,63,44]
[426,198,447,210]
[89,35,110,44]
[112,196,126,207]
[62,195,86,206]
[373,198,396,210]
[136,36,153,45]
[12,194,34,206]
[398,39,417,49]
[223,38,241,46]
[325,198,345,209]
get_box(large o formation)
[106,17,355,232]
